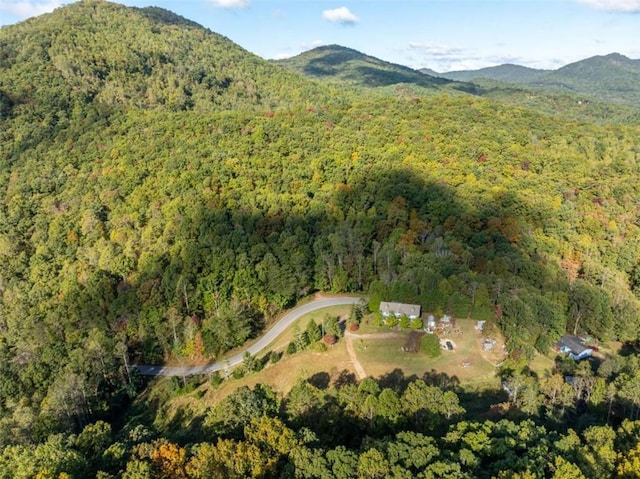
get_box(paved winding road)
[134,296,363,377]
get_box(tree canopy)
[0,2,639,476]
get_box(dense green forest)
[1,1,640,477]
[2,372,640,478]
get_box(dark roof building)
[557,336,593,361]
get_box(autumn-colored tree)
[617,441,640,478]
[150,442,187,479]
[186,440,270,479]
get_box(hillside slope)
[0,0,334,123]
[278,46,640,122]
[429,63,548,83]
[434,53,640,106]
[275,44,474,93]
[0,0,639,456]
[532,53,640,105]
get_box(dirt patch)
[348,331,405,340]
[344,330,367,379]
[403,331,424,352]
[478,336,508,366]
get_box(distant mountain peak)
[434,63,548,83]
[430,52,640,106]
[275,44,468,91]
[557,52,639,73]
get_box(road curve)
[134,296,363,377]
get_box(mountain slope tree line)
[0,1,639,473]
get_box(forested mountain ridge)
[537,53,640,105]
[280,46,640,123]
[433,53,640,107]
[427,63,549,83]
[275,44,475,94]
[0,0,339,146]
[1,2,640,476]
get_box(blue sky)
[1,0,639,71]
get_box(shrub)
[306,319,322,343]
[210,371,222,388]
[386,315,399,328]
[325,315,342,337]
[270,350,282,364]
[242,351,258,372]
[323,334,337,345]
[421,333,442,358]
[311,341,328,352]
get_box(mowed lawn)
[163,309,505,425]
[203,305,356,402]
[354,318,503,388]
[206,313,504,405]
[265,305,353,353]
[203,342,354,405]
[528,353,556,378]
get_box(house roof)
[559,336,590,356]
[379,301,421,317]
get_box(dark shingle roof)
[560,336,589,355]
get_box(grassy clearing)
[265,305,352,353]
[204,342,353,404]
[354,317,503,388]
[197,304,355,400]
[355,336,426,378]
[154,305,356,429]
[357,318,386,334]
[528,353,556,378]
[207,314,505,399]
[156,307,507,430]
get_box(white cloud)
[209,0,250,9]
[577,0,640,12]
[322,6,358,25]
[272,52,293,60]
[409,41,464,57]
[269,40,325,62]
[271,40,325,61]
[0,0,63,21]
[406,41,538,72]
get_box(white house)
[379,301,422,319]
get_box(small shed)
[483,339,496,351]
[557,336,593,361]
